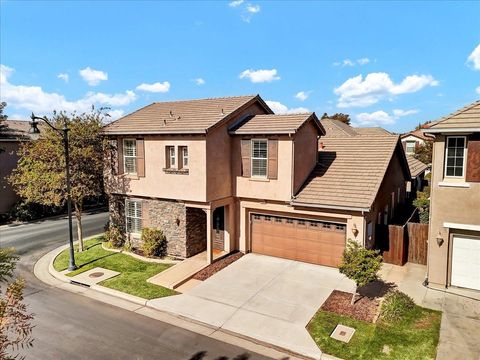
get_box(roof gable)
[229,113,324,135]
[426,100,480,132]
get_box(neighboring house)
[401,128,432,155]
[424,100,480,291]
[103,95,411,268]
[406,155,428,196]
[0,120,39,214]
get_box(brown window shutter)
[268,139,278,179]
[165,146,171,168]
[466,134,480,182]
[178,146,184,169]
[402,141,406,152]
[415,141,420,150]
[241,139,251,177]
[117,138,124,175]
[142,200,149,229]
[136,139,145,177]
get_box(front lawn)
[54,238,177,299]
[308,305,441,360]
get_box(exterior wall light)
[436,232,444,247]
[352,223,359,238]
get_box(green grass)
[307,306,441,360]
[54,238,177,299]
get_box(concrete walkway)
[380,263,480,360]
[148,254,356,359]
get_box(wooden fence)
[377,222,428,266]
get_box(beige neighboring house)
[401,128,433,155]
[0,120,38,214]
[102,95,410,268]
[424,100,480,291]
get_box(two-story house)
[103,95,411,268]
[423,100,480,291]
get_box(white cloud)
[476,86,480,95]
[239,68,280,83]
[246,4,260,13]
[467,44,480,70]
[79,67,108,86]
[57,73,69,82]
[229,0,244,7]
[266,100,309,115]
[295,91,310,101]
[357,58,370,65]
[333,58,370,67]
[194,78,205,85]
[334,72,438,108]
[355,108,419,126]
[136,81,170,93]
[0,64,135,118]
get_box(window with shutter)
[466,134,480,182]
[251,139,268,177]
[444,136,466,178]
[125,199,142,234]
[123,139,137,174]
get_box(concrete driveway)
[148,254,355,359]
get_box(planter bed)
[193,251,243,281]
[321,290,380,323]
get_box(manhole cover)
[89,272,104,278]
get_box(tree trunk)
[74,202,84,252]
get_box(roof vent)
[169,110,173,117]
[220,108,225,115]
[163,119,167,126]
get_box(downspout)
[291,133,295,198]
[423,133,436,287]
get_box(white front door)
[451,235,480,291]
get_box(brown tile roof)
[1,120,42,140]
[406,155,428,178]
[103,95,270,135]
[401,128,432,141]
[356,127,391,136]
[320,118,358,137]
[293,133,406,211]
[229,113,324,135]
[427,100,480,131]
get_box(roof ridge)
[152,94,257,104]
[433,99,480,126]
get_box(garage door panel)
[451,235,480,291]
[251,213,346,267]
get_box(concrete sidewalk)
[35,243,312,360]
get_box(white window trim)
[251,139,268,178]
[123,138,137,175]
[125,199,142,234]
[444,136,467,179]
[405,140,416,154]
[182,146,188,168]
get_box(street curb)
[35,239,308,360]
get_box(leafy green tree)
[0,248,34,359]
[9,110,106,251]
[321,112,351,125]
[414,141,433,164]
[339,240,383,304]
[413,186,430,224]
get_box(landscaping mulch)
[193,251,243,281]
[321,290,380,323]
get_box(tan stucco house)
[424,100,480,291]
[103,95,411,267]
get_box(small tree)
[9,109,106,252]
[0,248,35,359]
[339,240,383,304]
[321,112,351,125]
[414,141,433,164]
[413,186,430,224]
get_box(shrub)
[8,201,44,222]
[413,186,430,224]
[339,239,383,304]
[104,225,125,248]
[380,290,415,323]
[141,228,167,257]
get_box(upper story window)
[180,146,188,168]
[405,140,416,154]
[445,136,466,178]
[251,139,268,177]
[125,199,142,234]
[123,139,137,174]
[165,146,176,168]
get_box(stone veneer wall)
[185,207,207,257]
[108,194,207,258]
[144,198,187,257]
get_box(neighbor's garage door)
[451,235,480,291]
[251,214,346,267]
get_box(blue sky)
[1,0,479,132]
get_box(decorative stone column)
[206,208,213,264]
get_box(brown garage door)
[251,214,346,267]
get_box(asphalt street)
[0,210,276,360]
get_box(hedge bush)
[141,228,167,257]
[104,225,125,248]
[380,290,415,323]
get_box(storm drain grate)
[330,324,355,343]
